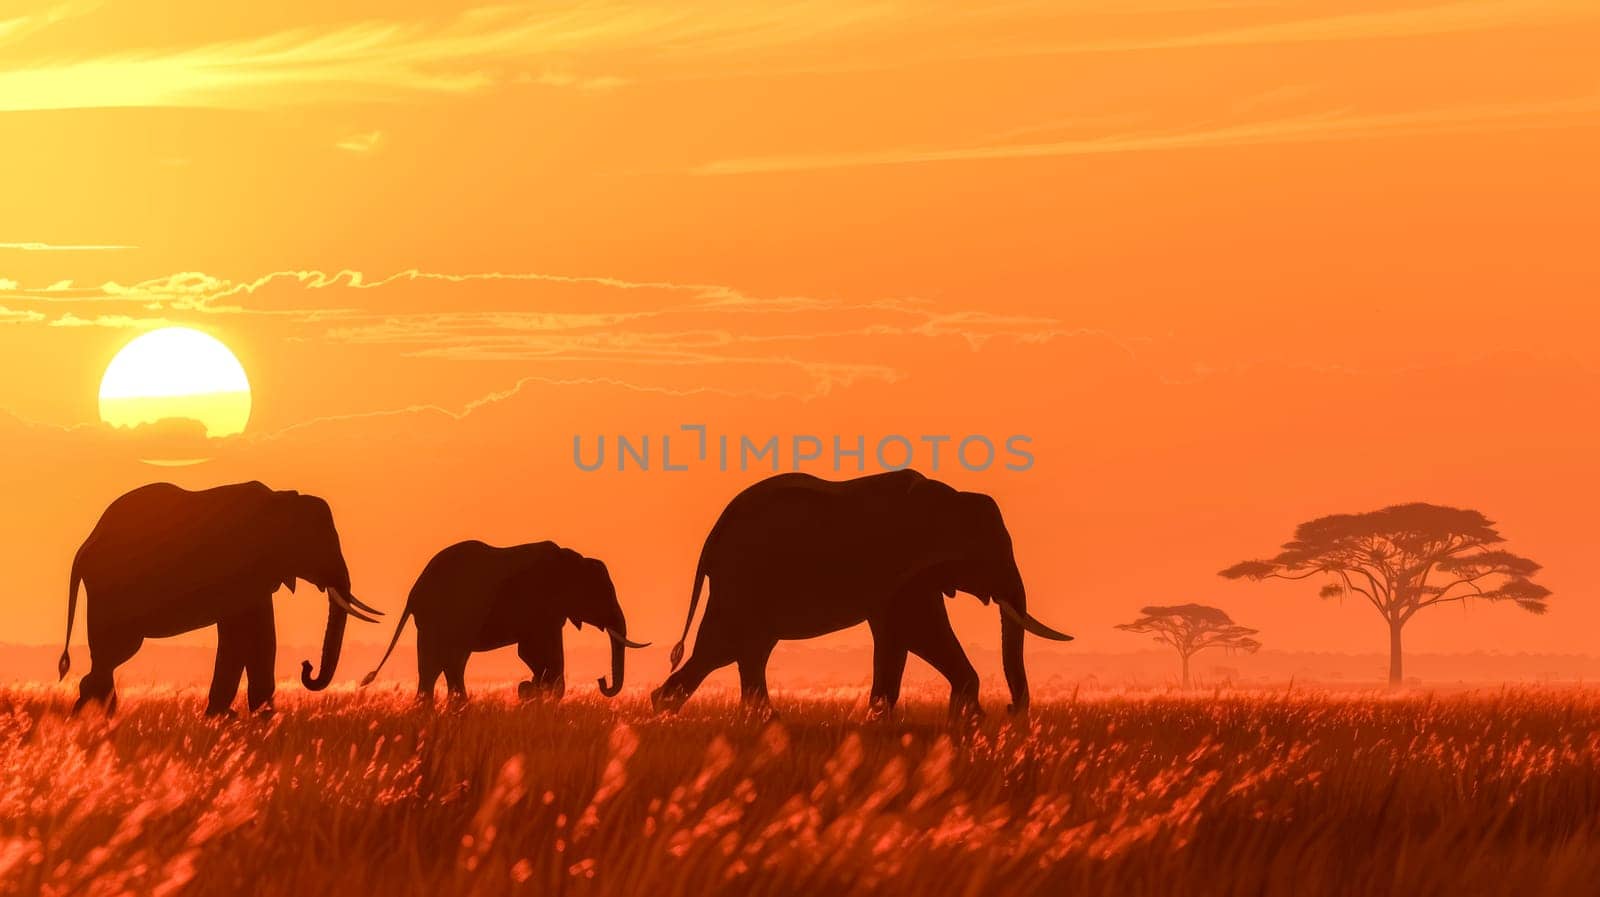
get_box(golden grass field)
[3,685,1599,896]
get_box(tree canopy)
[1219,502,1549,684]
[1116,603,1261,687]
[1220,503,1549,620]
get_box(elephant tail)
[60,549,85,680]
[668,562,707,671]
[360,606,412,687]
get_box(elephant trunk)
[598,630,626,698]
[301,596,349,691]
[1000,579,1029,715]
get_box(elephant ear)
[898,480,972,596]
[583,556,613,588]
[563,556,615,631]
[554,548,595,629]
[908,479,987,547]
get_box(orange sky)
[1,0,1597,670]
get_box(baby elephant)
[362,540,648,702]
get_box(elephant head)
[553,553,649,697]
[910,481,1072,713]
[270,491,381,691]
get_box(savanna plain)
[2,684,1598,897]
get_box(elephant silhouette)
[650,469,1072,717]
[361,540,649,702]
[62,481,382,716]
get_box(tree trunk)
[1180,652,1191,689]
[1388,620,1404,688]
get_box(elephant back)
[77,482,284,627]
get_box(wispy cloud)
[0,2,891,111]
[335,130,385,153]
[0,2,87,48]
[0,307,46,324]
[1,264,1091,398]
[48,313,176,329]
[0,241,135,251]
[1065,0,1600,54]
[693,94,1600,174]
[4,0,1591,112]
[0,5,635,110]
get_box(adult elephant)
[361,541,649,702]
[650,469,1072,717]
[62,481,381,716]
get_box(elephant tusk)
[604,627,652,649]
[343,592,384,615]
[329,588,380,624]
[996,599,1074,642]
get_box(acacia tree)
[1221,503,1549,687]
[1116,604,1261,688]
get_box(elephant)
[361,540,649,703]
[650,469,1072,717]
[61,481,382,716]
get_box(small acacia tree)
[1221,503,1549,687]
[1116,604,1261,688]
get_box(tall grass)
[2,685,1598,896]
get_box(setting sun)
[98,327,251,437]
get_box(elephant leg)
[207,615,251,717]
[416,627,443,704]
[517,627,565,701]
[75,627,142,715]
[903,596,981,719]
[866,618,909,719]
[651,605,741,713]
[241,601,277,713]
[444,653,470,703]
[736,640,778,712]
[652,648,732,712]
